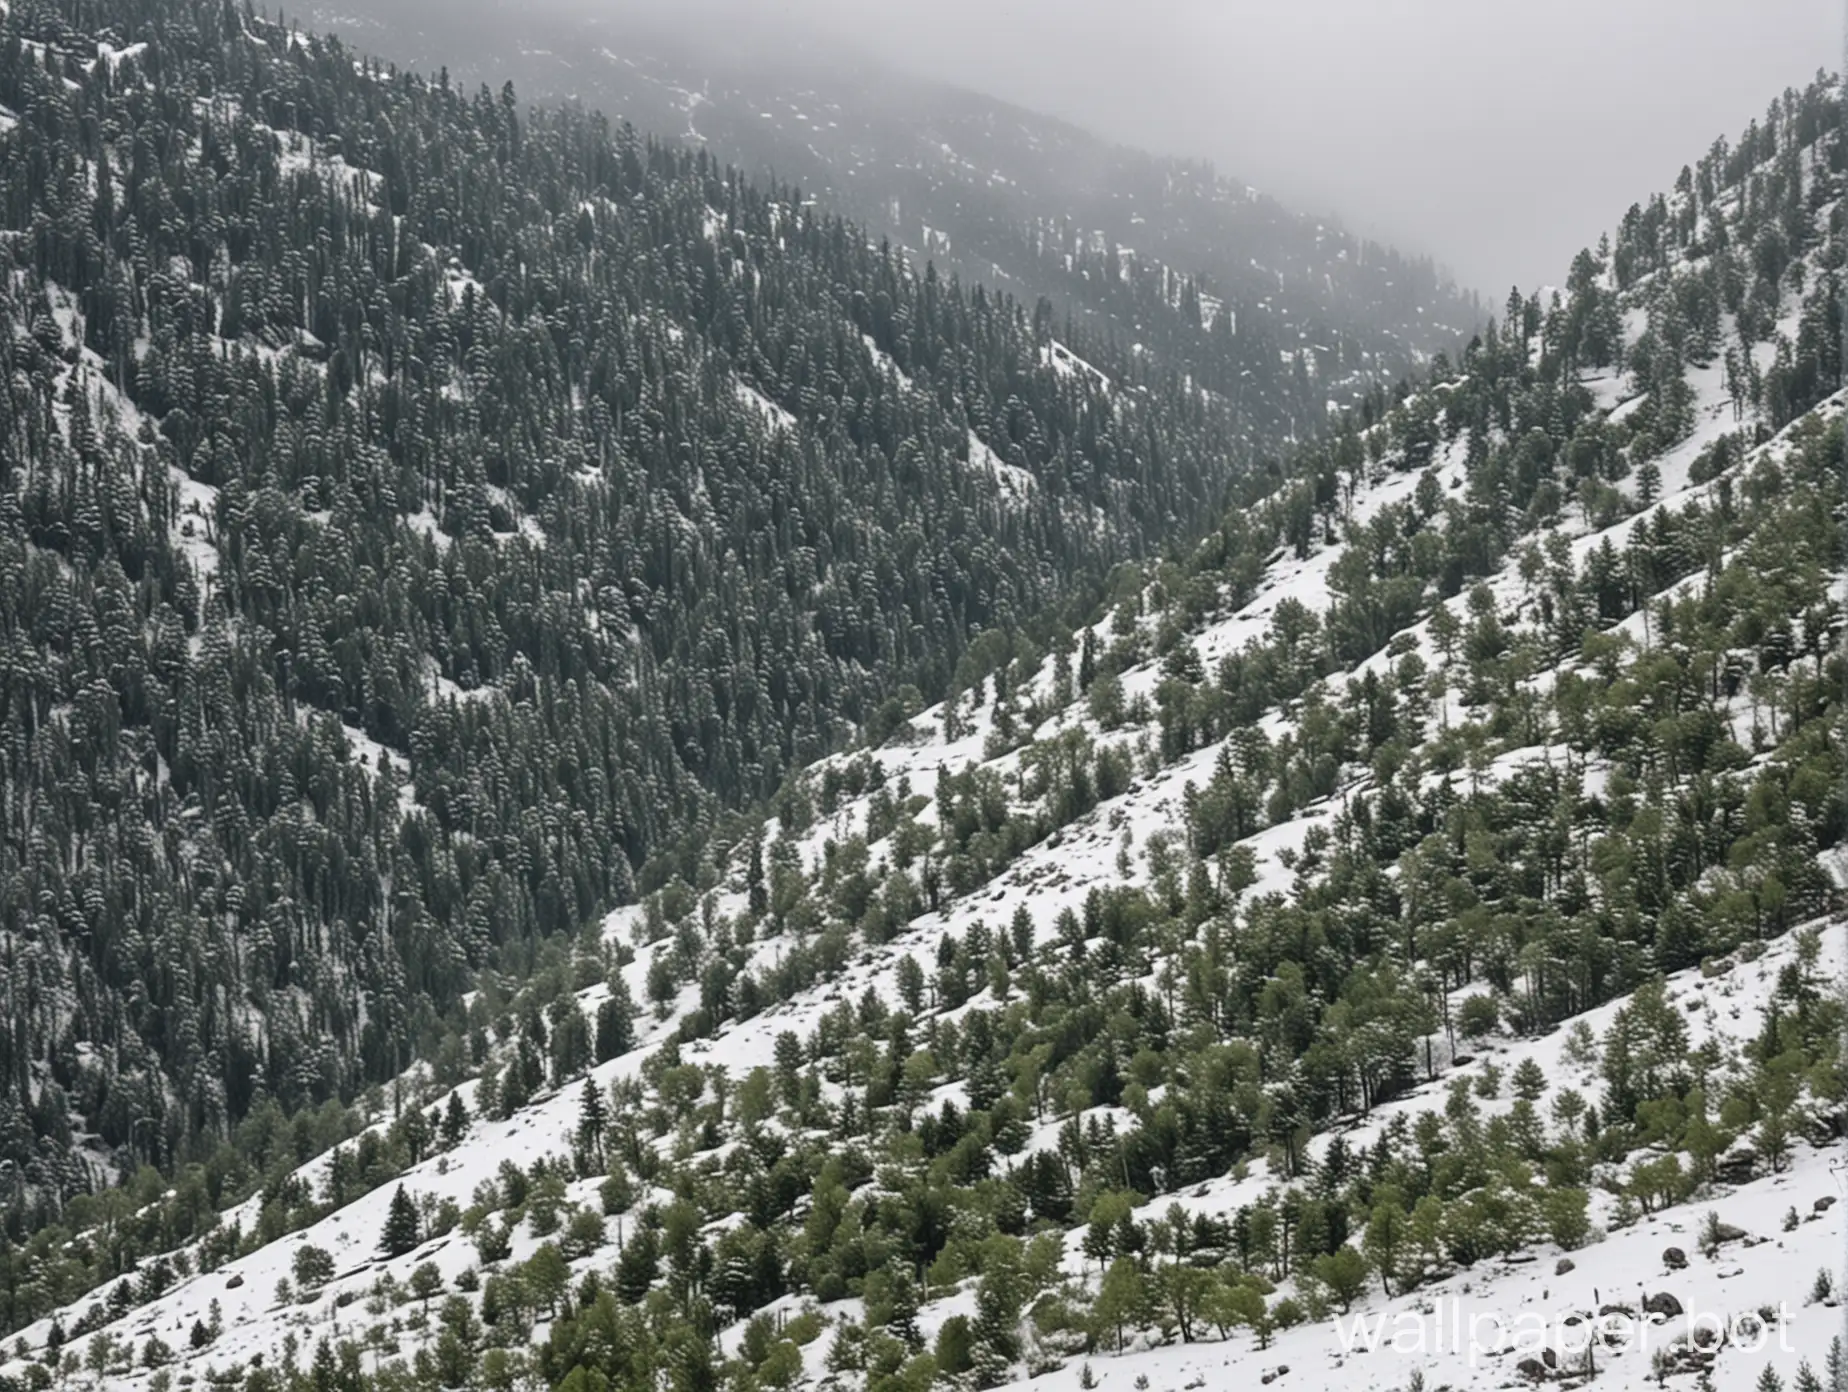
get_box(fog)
[578,0,1835,295]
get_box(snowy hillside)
[0,0,1317,1268]
[1,928,1841,1392]
[0,40,1843,1392]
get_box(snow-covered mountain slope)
[1,53,1843,1392]
[1,927,1841,1391]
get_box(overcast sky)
[690,0,1836,295]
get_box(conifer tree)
[381,1187,421,1259]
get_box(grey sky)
[661,0,1835,295]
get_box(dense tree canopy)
[0,0,1382,1209]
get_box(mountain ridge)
[307,0,1481,417]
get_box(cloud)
[639,0,1834,293]
[407,0,1834,294]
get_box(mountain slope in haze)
[0,0,1352,1247]
[1,60,1841,1392]
[308,0,1480,424]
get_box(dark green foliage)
[382,1185,421,1258]
[0,0,1357,1238]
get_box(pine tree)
[576,1080,608,1175]
[382,1187,421,1259]
[1637,458,1662,506]
[441,1093,471,1150]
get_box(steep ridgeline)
[2,67,1842,1392]
[309,0,1480,420]
[0,0,1359,1229]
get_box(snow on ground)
[1012,1147,1843,1392]
[332,718,413,808]
[426,658,496,706]
[652,210,1837,1083]
[853,332,1030,501]
[171,473,219,592]
[95,40,148,71]
[660,243,1846,1144]
[8,898,1833,1392]
[485,483,547,545]
[736,379,797,433]
[1043,340,1111,390]
[444,260,487,306]
[1007,923,1846,1392]
[36,288,227,618]
[0,969,698,1389]
[862,333,913,390]
[967,431,1035,498]
[404,507,452,555]
[267,125,376,200]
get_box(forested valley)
[0,4,1842,1392]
